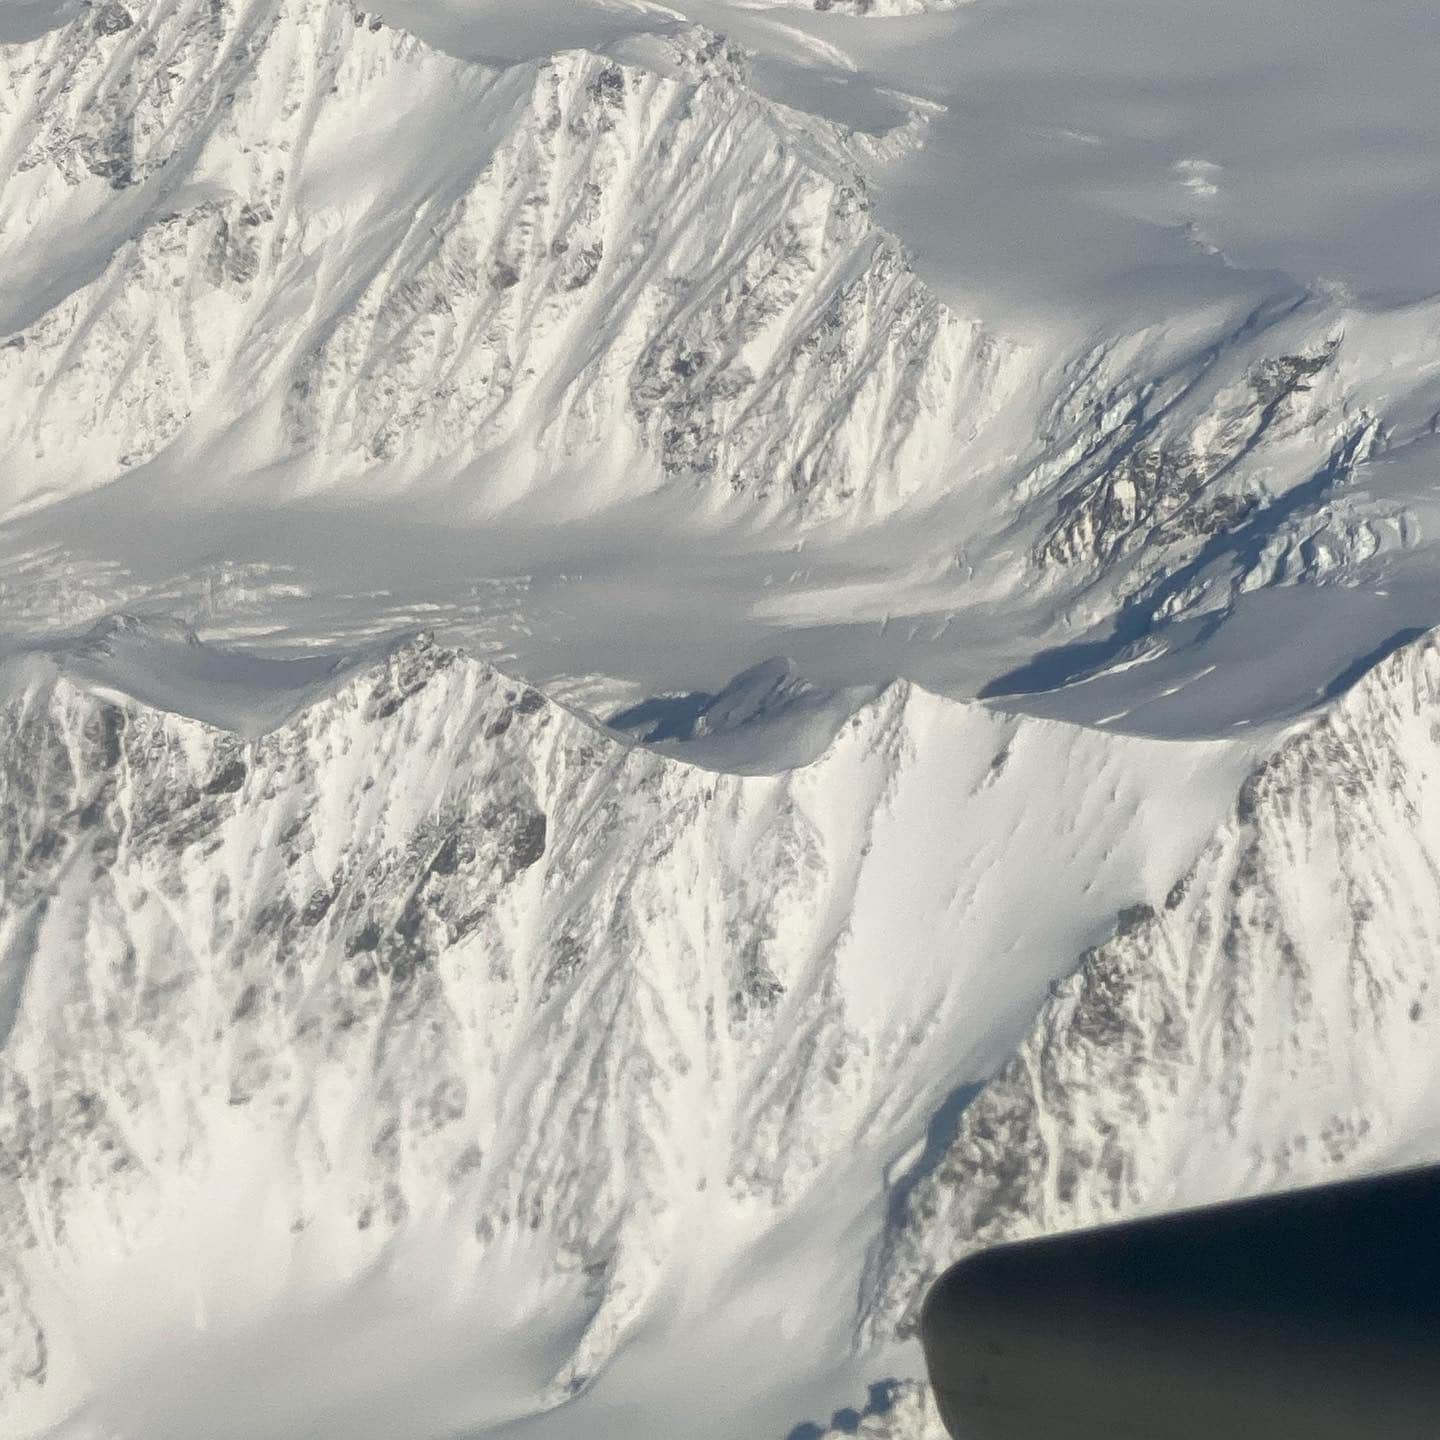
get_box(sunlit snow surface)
[3,0,1440,1437]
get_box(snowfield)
[2,0,1440,1435]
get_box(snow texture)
[3,0,1440,1434]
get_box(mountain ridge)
[0,626,1257,1436]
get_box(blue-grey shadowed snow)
[785,1379,903,1440]
[965,587,1440,736]
[608,689,718,744]
[610,658,805,745]
[372,0,1440,325]
[980,392,1382,703]
[1321,627,1430,701]
[609,659,882,772]
[365,0,684,65]
[923,1163,1440,1440]
[0,0,79,43]
[884,1083,984,1231]
[0,614,371,736]
[608,657,815,745]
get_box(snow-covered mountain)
[4,0,1439,705]
[0,0,1010,524]
[8,618,1440,1438]
[0,621,1251,1436]
[4,0,1440,1435]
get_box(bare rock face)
[1029,332,1391,618]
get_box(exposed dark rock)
[364,639,448,721]
[560,242,604,291]
[543,932,585,1000]
[299,888,334,925]
[729,939,785,1021]
[1115,902,1155,939]
[507,811,547,873]
[1251,342,1339,406]
[348,921,382,955]
[589,65,625,109]
[429,834,461,876]
[230,984,259,1021]
[203,757,247,795]
[86,705,126,769]
[93,3,133,34]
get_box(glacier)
[3,0,1440,1434]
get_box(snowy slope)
[866,628,1440,1346]
[9,621,1440,1438]
[0,626,1249,1437]
[0,0,1011,524]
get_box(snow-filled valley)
[3,0,1440,1434]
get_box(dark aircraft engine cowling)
[920,1163,1440,1439]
